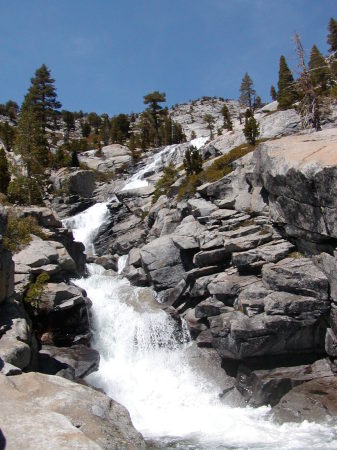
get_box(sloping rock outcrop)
[0,372,146,450]
[255,128,337,248]
[120,126,337,415]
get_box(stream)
[63,144,337,449]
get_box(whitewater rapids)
[64,144,337,449]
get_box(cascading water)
[122,137,208,192]
[67,144,337,449]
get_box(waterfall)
[66,144,337,449]
[122,137,208,192]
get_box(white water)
[122,143,181,191]
[122,137,209,192]
[68,143,337,448]
[63,202,109,254]
[69,205,337,449]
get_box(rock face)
[0,206,91,375]
[79,144,132,172]
[52,168,96,198]
[0,372,146,450]
[255,128,337,245]
[119,125,337,419]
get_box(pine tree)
[253,96,262,110]
[100,114,111,146]
[309,45,331,94]
[221,104,233,130]
[183,146,202,175]
[62,110,75,136]
[143,91,166,146]
[0,148,10,194]
[15,108,47,176]
[110,114,130,144]
[270,85,277,101]
[243,113,259,145]
[204,114,215,139]
[0,122,16,151]
[328,17,337,53]
[23,64,61,133]
[239,73,256,110]
[293,32,321,131]
[14,107,47,204]
[81,122,91,138]
[277,55,297,110]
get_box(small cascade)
[122,143,180,191]
[65,152,337,449]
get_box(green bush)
[3,214,46,253]
[177,143,256,199]
[93,169,114,183]
[152,162,178,204]
[7,176,44,206]
[25,272,50,308]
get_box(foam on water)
[62,202,109,254]
[67,160,337,448]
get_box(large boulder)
[140,235,186,290]
[80,144,132,172]
[0,372,146,449]
[12,237,77,279]
[262,257,329,301]
[273,376,337,423]
[255,128,337,241]
[32,282,91,347]
[52,168,95,198]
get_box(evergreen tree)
[0,122,16,151]
[100,114,111,146]
[23,64,61,133]
[110,114,130,144]
[328,17,337,53]
[239,72,256,109]
[243,112,259,145]
[87,112,102,134]
[14,107,47,204]
[309,45,331,94]
[0,148,10,194]
[190,130,197,140]
[137,112,154,150]
[172,121,185,144]
[253,96,262,110]
[270,85,277,101]
[81,122,91,138]
[15,108,47,176]
[277,55,297,110]
[71,150,80,167]
[221,104,233,130]
[204,114,215,139]
[143,91,166,146]
[183,146,202,175]
[5,101,19,121]
[61,110,75,135]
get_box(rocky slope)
[2,97,337,444]
[0,206,145,449]
[109,126,337,420]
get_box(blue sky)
[0,0,336,115]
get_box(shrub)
[3,214,46,253]
[7,176,44,206]
[152,162,178,204]
[25,272,50,308]
[183,146,203,175]
[93,169,114,183]
[177,142,257,199]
